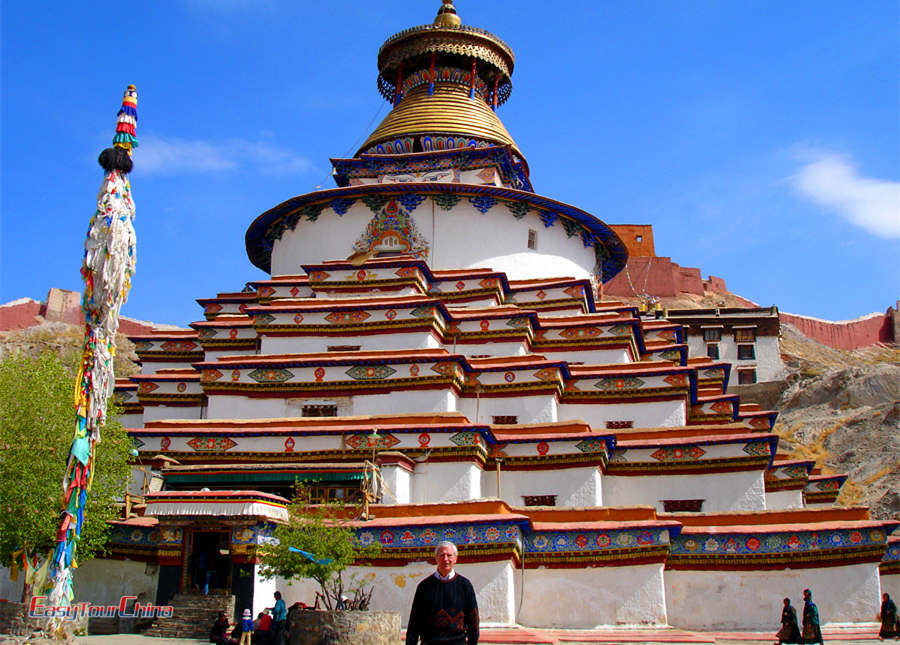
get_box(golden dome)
[357,83,524,160]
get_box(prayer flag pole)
[45,85,139,628]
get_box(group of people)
[209,591,288,645]
[777,590,900,644]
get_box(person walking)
[879,592,899,640]
[800,588,823,645]
[776,597,802,644]
[406,541,479,645]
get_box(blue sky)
[2,1,898,326]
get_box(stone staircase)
[145,592,235,639]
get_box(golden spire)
[434,0,461,27]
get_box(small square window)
[703,328,722,342]
[492,415,518,425]
[605,420,633,429]
[737,344,756,360]
[738,369,757,385]
[734,328,756,343]
[706,343,720,359]
[527,229,537,250]
[302,404,337,417]
[635,235,643,243]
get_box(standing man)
[800,588,823,645]
[270,591,287,645]
[406,541,479,645]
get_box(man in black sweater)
[406,541,479,645]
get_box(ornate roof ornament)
[359,2,524,164]
[434,0,462,28]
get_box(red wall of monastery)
[0,288,158,335]
[609,224,656,257]
[604,256,716,298]
[779,309,896,350]
[0,300,44,330]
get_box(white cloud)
[792,152,900,239]
[136,134,313,176]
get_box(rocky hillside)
[0,321,141,377]
[774,324,900,519]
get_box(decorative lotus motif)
[345,365,397,380]
[325,310,371,324]
[650,445,706,462]
[187,436,237,452]
[449,431,482,447]
[345,432,400,450]
[742,442,771,457]
[161,340,198,352]
[594,376,644,391]
[247,368,294,383]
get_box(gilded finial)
[434,0,461,27]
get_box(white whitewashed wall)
[665,563,882,629]
[482,466,602,508]
[560,399,686,429]
[270,201,599,282]
[765,489,804,510]
[517,562,667,627]
[602,470,766,512]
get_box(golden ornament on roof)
[434,0,462,27]
[359,1,526,167]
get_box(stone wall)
[145,593,235,639]
[0,600,87,637]
[287,607,401,645]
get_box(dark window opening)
[527,229,537,250]
[302,404,337,417]
[327,345,360,352]
[662,499,704,512]
[734,328,756,343]
[702,328,722,342]
[522,495,557,507]
[737,344,756,360]
[706,343,720,359]
[605,420,634,429]
[738,369,757,385]
[492,415,518,425]
[306,485,363,504]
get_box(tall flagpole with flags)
[45,85,139,625]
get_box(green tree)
[258,485,380,611]
[0,350,133,598]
